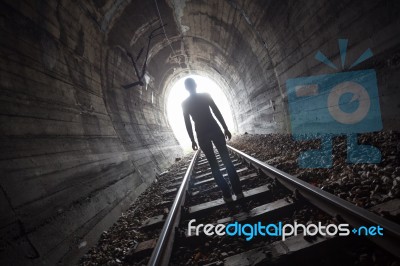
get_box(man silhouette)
[182,78,244,202]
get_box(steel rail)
[148,150,200,266]
[227,145,400,258]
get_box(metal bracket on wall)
[122,23,167,89]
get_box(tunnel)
[1,0,400,265]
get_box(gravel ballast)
[229,132,400,213]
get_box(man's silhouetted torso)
[182,93,221,135]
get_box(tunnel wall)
[260,0,400,132]
[164,0,400,134]
[0,1,181,265]
[1,0,400,265]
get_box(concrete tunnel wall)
[0,0,399,265]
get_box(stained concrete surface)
[0,0,399,265]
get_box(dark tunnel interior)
[1,0,400,265]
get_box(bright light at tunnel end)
[166,75,235,152]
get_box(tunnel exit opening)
[166,75,235,152]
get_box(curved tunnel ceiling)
[104,0,281,133]
[1,0,399,264]
[100,0,400,134]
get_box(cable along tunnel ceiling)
[1,0,400,265]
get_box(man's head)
[184,78,197,94]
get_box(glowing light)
[167,75,235,151]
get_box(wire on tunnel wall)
[154,0,190,72]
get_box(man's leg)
[198,136,232,198]
[212,131,243,195]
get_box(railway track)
[131,146,400,265]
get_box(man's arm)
[208,95,232,140]
[182,104,198,150]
